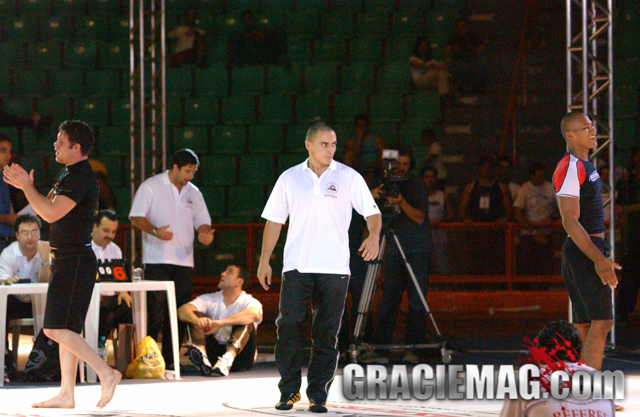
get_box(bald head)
[560,111,587,139]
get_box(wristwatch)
[152,227,158,237]
[41,261,50,267]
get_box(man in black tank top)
[553,111,620,371]
[3,120,121,409]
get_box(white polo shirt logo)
[325,182,339,198]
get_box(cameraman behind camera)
[367,147,433,364]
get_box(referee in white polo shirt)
[258,122,382,413]
[129,149,214,370]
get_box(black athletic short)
[561,236,613,323]
[43,246,98,333]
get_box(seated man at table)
[0,214,50,358]
[91,209,132,339]
[177,264,262,377]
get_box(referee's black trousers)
[275,270,350,405]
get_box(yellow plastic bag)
[125,336,165,379]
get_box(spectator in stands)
[499,320,615,416]
[129,149,214,370]
[445,17,487,98]
[168,8,206,67]
[178,264,262,377]
[459,155,511,223]
[91,210,132,339]
[0,215,50,363]
[409,37,450,96]
[229,10,285,67]
[423,166,454,275]
[414,128,447,189]
[0,98,52,137]
[0,135,18,253]
[95,171,116,211]
[614,149,640,326]
[344,114,385,178]
[496,155,520,202]
[367,146,432,364]
[513,162,558,275]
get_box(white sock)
[222,352,235,363]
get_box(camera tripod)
[348,227,452,364]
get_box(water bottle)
[98,336,108,364]
[133,267,143,282]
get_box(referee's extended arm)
[257,220,283,290]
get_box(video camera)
[372,149,409,199]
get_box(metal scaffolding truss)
[566,0,616,346]
[129,0,167,265]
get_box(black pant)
[616,249,640,320]
[205,324,256,372]
[144,263,193,368]
[373,250,430,344]
[276,270,350,405]
[99,295,133,339]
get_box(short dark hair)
[171,148,200,170]
[421,165,438,178]
[305,122,334,142]
[235,265,249,287]
[0,133,12,145]
[397,145,414,170]
[59,120,94,156]
[412,36,432,61]
[536,320,582,363]
[95,209,118,226]
[478,154,496,169]
[528,161,545,177]
[560,110,586,138]
[14,214,41,234]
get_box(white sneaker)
[402,351,419,364]
[212,353,233,377]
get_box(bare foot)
[96,368,122,409]
[615,404,625,412]
[32,393,74,408]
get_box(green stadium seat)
[114,186,131,218]
[333,93,367,123]
[0,0,16,14]
[614,85,639,118]
[200,154,237,185]
[231,66,266,95]
[255,11,284,29]
[12,70,47,97]
[225,0,259,11]
[110,16,130,41]
[5,16,37,41]
[163,96,183,126]
[86,70,121,97]
[341,63,375,93]
[239,154,275,185]
[185,97,218,125]
[304,64,338,93]
[40,16,73,40]
[331,0,362,10]
[110,98,131,126]
[296,93,330,123]
[0,68,9,92]
[99,126,130,155]
[53,0,86,14]
[211,125,246,154]
[206,249,245,276]
[20,152,54,189]
[278,153,304,174]
[385,35,414,63]
[22,129,54,154]
[65,41,98,69]
[2,98,33,117]
[267,65,301,94]
[391,8,425,36]
[363,0,396,10]
[398,0,431,9]
[167,67,193,97]
[286,11,319,40]
[313,36,346,64]
[216,13,243,37]
[27,40,61,69]
[205,37,228,65]
[0,127,18,142]
[377,62,410,92]
[199,186,225,218]
[349,36,382,66]
[296,0,328,11]
[18,0,49,15]
[100,41,128,69]
[262,0,293,11]
[286,36,312,65]
[427,6,460,38]
[195,65,228,97]
[75,99,108,127]
[371,122,398,144]
[37,98,72,126]
[249,124,284,153]
[259,94,293,124]
[0,42,25,68]
[221,95,256,125]
[321,11,354,39]
[356,10,389,38]
[614,118,638,149]
[193,11,215,32]
[76,15,109,41]
[228,185,264,217]
[370,92,404,122]
[616,58,640,89]
[406,91,440,123]
[172,126,208,154]
[91,0,120,15]
[399,121,432,147]
[285,124,310,153]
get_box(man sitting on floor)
[177,264,262,376]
